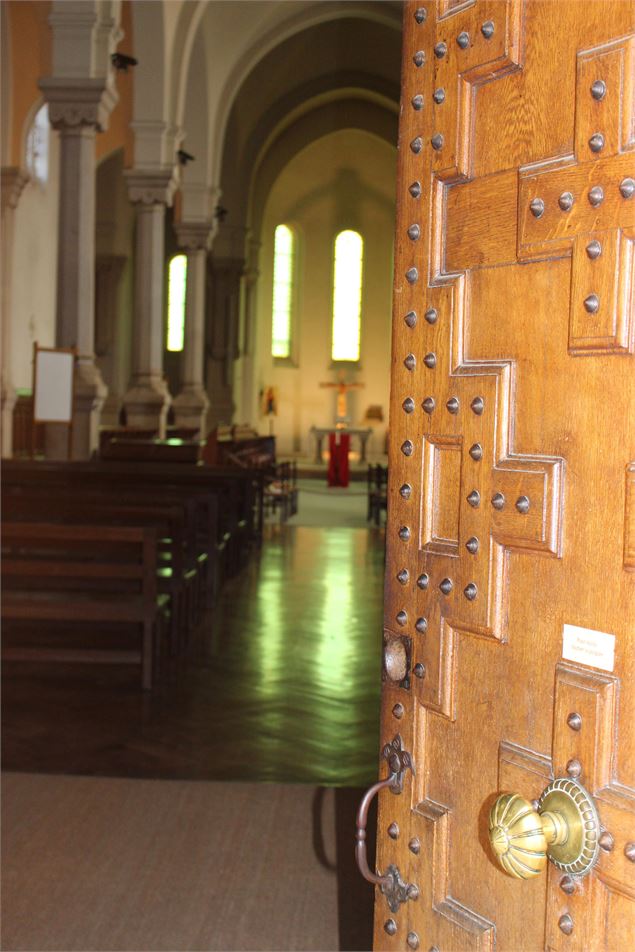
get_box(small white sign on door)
[562,624,615,672]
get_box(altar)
[310,426,373,463]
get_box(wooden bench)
[2,490,198,652]
[263,461,299,524]
[202,426,275,470]
[98,427,158,453]
[2,459,246,591]
[94,449,261,549]
[3,458,261,571]
[367,463,388,526]
[1,522,167,690]
[99,437,202,464]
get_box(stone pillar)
[1,167,30,457]
[173,223,211,438]
[206,256,244,427]
[95,253,126,425]
[235,237,260,426]
[123,170,177,435]
[40,78,117,458]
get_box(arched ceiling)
[214,10,402,246]
[199,0,401,163]
[248,97,398,243]
[128,1,402,239]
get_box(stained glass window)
[271,224,295,359]
[331,230,363,362]
[166,254,187,352]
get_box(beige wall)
[254,128,396,459]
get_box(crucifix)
[319,372,365,425]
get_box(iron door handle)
[355,774,395,886]
[355,735,419,912]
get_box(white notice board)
[33,348,75,423]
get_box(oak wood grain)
[375,3,635,949]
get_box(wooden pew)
[98,427,158,453]
[1,461,256,688]
[2,522,166,690]
[202,425,275,470]
[100,437,202,464]
[367,463,388,526]
[97,438,264,548]
[2,491,197,652]
[263,461,299,524]
[2,458,255,583]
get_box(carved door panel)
[372,2,635,949]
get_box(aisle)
[284,478,370,528]
[2,525,385,786]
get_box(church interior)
[4,0,635,949]
[1,2,403,949]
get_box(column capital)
[129,120,184,171]
[1,167,30,212]
[180,182,221,224]
[125,168,179,207]
[176,221,215,252]
[39,76,118,133]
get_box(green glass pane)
[166,254,187,352]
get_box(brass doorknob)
[488,778,601,879]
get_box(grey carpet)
[2,773,370,952]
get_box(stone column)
[206,256,244,427]
[1,167,30,457]
[235,237,260,426]
[40,79,117,458]
[123,170,177,435]
[172,223,211,438]
[95,253,126,425]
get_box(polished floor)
[2,513,386,785]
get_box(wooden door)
[373,2,635,949]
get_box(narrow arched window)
[271,224,295,359]
[166,254,187,352]
[26,103,50,185]
[331,229,363,362]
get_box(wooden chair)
[367,464,388,526]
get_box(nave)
[2,483,386,951]
[2,516,385,785]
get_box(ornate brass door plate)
[537,777,601,875]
